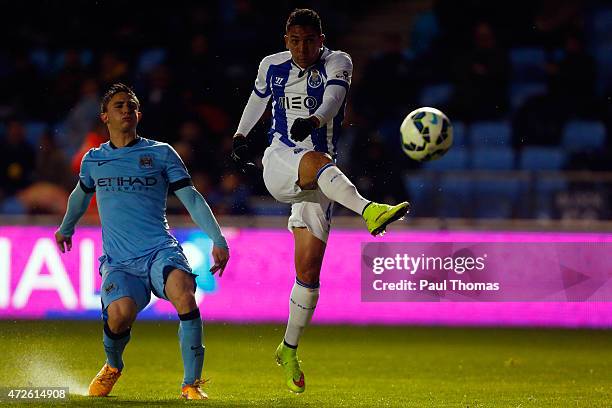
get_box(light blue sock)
[178,308,204,386]
[103,321,131,371]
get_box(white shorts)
[262,144,334,243]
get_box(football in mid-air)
[400,107,453,161]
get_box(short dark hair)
[101,83,140,113]
[286,9,322,34]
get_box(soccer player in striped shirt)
[231,9,409,393]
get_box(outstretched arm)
[174,185,229,276]
[55,182,94,253]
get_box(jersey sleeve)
[164,144,192,191]
[78,150,96,193]
[325,51,353,90]
[253,57,272,98]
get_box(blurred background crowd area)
[1,0,611,220]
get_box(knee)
[299,152,333,188]
[296,258,323,286]
[304,152,332,171]
[107,302,136,333]
[172,291,197,311]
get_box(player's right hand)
[54,230,72,253]
[210,246,229,277]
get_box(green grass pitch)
[1,321,611,407]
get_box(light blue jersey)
[253,47,352,157]
[79,136,192,263]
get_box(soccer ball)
[400,107,453,161]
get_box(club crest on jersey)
[139,155,153,169]
[308,69,322,88]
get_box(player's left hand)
[290,117,318,142]
[210,246,229,277]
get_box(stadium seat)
[249,197,290,216]
[561,120,607,151]
[519,147,566,170]
[419,83,454,107]
[137,48,167,74]
[29,49,50,73]
[533,176,567,219]
[452,121,466,147]
[593,46,612,95]
[509,47,547,81]
[509,82,547,111]
[473,178,522,218]
[588,7,612,47]
[24,121,48,147]
[403,173,435,216]
[438,175,473,218]
[471,147,515,170]
[81,49,94,66]
[469,121,512,146]
[422,148,468,171]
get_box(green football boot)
[275,342,305,393]
[362,201,410,236]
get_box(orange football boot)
[181,379,209,400]
[88,363,121,397]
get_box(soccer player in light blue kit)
[55,83,228,400]
[232,9,409,393]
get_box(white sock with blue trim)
[283,279,320,348]
[316,164,370,215]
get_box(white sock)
[283,279,320,347]
[316,164,370,215]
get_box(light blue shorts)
[99,246,194,318]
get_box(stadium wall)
[1,226,612,328]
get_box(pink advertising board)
[1,226,612,327]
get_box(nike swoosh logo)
[375,211,386,222]
[191,346,201,350]
[97,160,116,166]
[293,373,305,388]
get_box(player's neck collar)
[292,47,326,75]
[109,136,140,149]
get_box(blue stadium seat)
[593,46,612,95]
[471,147,515,170]
[438,176,473,218]
[534,176,567,219]
[469,121,512,146]
[422,148,468,171]
[249,197,289,216]
[509,82,547,111]
[137,49,167,74]
[588,7,612,47]
[451,121,466,147]
[29,49,50,73]
[410,10,439,56]
[24,121,48,147]
[403,173,435,216]
[473,179,522,218]
[509,47,547,81]
[519,147,566,170]
[81,49,94,66]
[419,83,454,107]
[562,120,607,151]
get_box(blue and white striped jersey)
[253,47,352,157]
